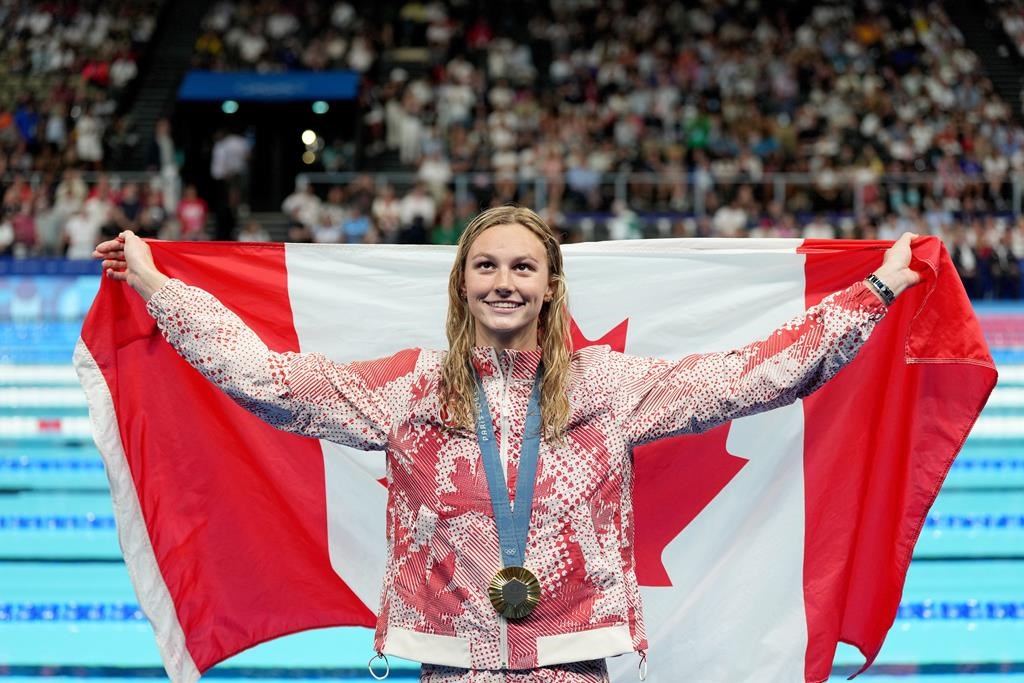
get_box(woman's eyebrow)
[470,252,542,262]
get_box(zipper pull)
[368,651,390,680]
[638,649,648,681]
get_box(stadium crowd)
[2,0,1024,299]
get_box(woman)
[95,206,919,683]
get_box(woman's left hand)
[871,232,922,302]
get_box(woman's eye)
[514,263,534,271]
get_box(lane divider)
[5,457,1024,475]
[1,601,1019,622]
[0,388,87,407]
[1,514,1020,531]
[0,366,79,386]
[7,413,1024,440]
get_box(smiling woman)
[92,205,920,683]
[464,224,554,351]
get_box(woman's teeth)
[489,302,522,308]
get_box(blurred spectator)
[74,106,104,169]
[991,229,1023,298]
[11,201,37,255]
[177,185,210,240]
[238,219,271,242]
[342,205,371,243]
[147,118,181,210]
[712,197,749,238]
[63,204,100,259]
[371,184,402,242]
[282,179,323,229]
[34,193,64,257]
[398,182,436,243]
[418,149,452,200]
[210,128,251,238]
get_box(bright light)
[312,101,329,114]
[302,151,316,165]
[301,129,317,145]
[221,100,239,114]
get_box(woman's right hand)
[93,230,169,302]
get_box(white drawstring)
[638,650,648,681]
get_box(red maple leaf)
[571,316,748,588]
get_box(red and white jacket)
[147,279,886,672]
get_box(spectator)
[342,205,371,243]
[418,149,453,200]
[312,212,343,244]
[281,179,322,230]
[74,106,104,169]
[237,220,271,242]
[398,182,436,243]
[711,196,748,237]
[177,185,210,240]
[210,128,251,237]
[63,204,100,259]
[371,184,402,242]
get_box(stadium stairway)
[122,0,210,170]
[946,0,1024,124]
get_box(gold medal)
[488,566,541,619]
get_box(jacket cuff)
[849,280,887,319]
[145,278,187,321]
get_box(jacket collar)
[470,346,543,382]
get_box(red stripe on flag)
[80,242,374,674]
[797,238,996,681]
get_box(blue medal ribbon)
[473,365,543,570]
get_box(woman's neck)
[474,326,540,354]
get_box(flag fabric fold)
[74,237,994,683]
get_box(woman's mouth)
[486,301,524,310]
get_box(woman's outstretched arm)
[609,233,921,445]
[95,231,418,450]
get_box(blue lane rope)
[0,516,116,529]
[0,458,105,471]
[1,513,1022,532]
[4,457,1024,472]
[0,601,1020,622]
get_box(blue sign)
[178,70,360,102]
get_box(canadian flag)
[74,237,994,683]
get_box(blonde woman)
[94,206,919,683]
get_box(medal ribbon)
[473,365,543,569]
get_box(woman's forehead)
[468,223,547,256]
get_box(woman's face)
[464,223,554,351]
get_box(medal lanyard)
[473,366,543,569]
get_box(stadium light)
[302,151,316,165]
[221,100,239,114]
[301,129,317,146]
[312,101,329,114]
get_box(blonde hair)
[441,206,571,440]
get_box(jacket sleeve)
[146,278,419,450]
[608,281,887,446]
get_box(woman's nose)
[495,268,513,291]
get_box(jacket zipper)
[499,616,509,669]
[495,351,511,669]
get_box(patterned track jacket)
[146,279,886,672]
